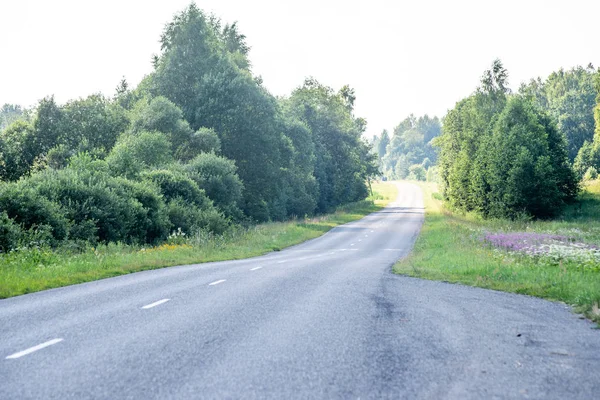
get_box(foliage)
[520,65,597,161]
[176,127,221,161]
[438,60,578,219]
[106,131,173,178]
[583,167,598,181]
[150,5,377,220]
[184,153,243,219]
[378,114,441,179]
[285,78,377,213]
[0,104,27,131]
[0,182,68,243]
[0,120,36,181]
[408,164,426,181]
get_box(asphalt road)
[1,182,599,399]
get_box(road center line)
[250,266,262,271]
[6,338,64,359]
[209,279,226,286]
[277,261,286,264]
[141,299,170,309]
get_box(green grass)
[394,180,600,324]
[0,181,397,298]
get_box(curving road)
[1,182,599,399]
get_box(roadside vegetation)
[0,182,395,298]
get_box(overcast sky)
[1,0,598,136]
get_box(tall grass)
[394,180,600,323]
[0,181,397,298]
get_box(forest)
[0,5,378,252]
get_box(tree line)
[0,4,377,252]
[438,60,586,219]
[372,115,441,181]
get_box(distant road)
[1,182,599,399]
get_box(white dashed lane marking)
[6,338,64,360]
[141,299,170,309]
[209,279,226,286]
[250,267,262,271]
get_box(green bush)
[175,127,221,161]
[142,168,210,207]
[485,98,577,218]
[0,182,68,242]
[185,153,243,218]
[426,166,439,183]
[106,131,173,178]
[24,167,169,245]
[166,198,229,235]
[130,96,193,152]
[0,212,24,252]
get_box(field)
[0,181,397,298]
[394,180,600,323]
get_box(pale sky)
[1,0,598,137]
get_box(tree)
[377,130,390,160]
[286,79,377,212]
[520,65,597,161]
[58,94,129,154]
[381,114,441,179]
[106,131,173,178]
[408,164,426,181]
[0,120,36,181]
[150,5,291,221]
[0,104,26,131]
[438,61,578,219]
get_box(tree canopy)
[438,60,578,219]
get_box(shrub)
[485,98,578,218]
[106,131,173,178]
[185,153,243,218]
[130,96,193,152]
[142,168,210,207]
[24,167,169,244]
[46,144,74,170]
[0,182,68,242]
[175,127,221,161]
[0,212,24,252]
[166,198,229,235]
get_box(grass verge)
[394,180,600,324]
[0,181,397,298]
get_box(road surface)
[1,182,599,399]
